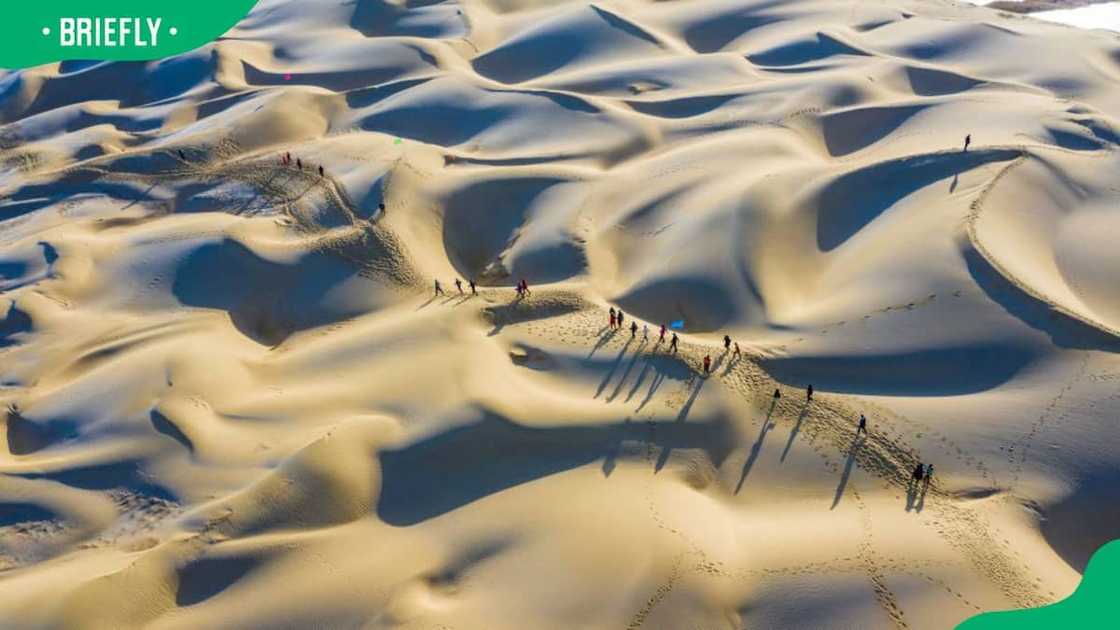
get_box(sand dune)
[2,0,1120,627]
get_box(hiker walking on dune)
[723,335,731,351]
[319,165,325,177]
[733,342,741,359]
[609,309,617,329]
[773,388,781,400]
[297,158,303,170]
[806,384,814,402]
[455,279,463,294]
[703,355,711,375]
[924,464,934,485]
[642,324,649,341]
[659,324,666,344]
[670,333,679,353]
[857,414,867,435]
[963,134,971,152]
[470,279,477,295]
[912,463,925,484]
[617,311,625,329]
[519,279,531,296]
[630,321,638,338]
[434,279,445,296]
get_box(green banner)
[1,1,259,69]
[958,539,1120,629]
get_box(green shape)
[958,539,1120,629]
[394,138,403,145]
[2,1,258,69]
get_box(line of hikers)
[279,152,326,178]
[434,278,478,296]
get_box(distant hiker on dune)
[286,152,291,164]
[520,279,531,296]
[455,279,463,294]
[703,355,711,375]
[178,149,185,160]
[807,384,814,402]
[297,158,303,170]
[609,308,616,329]
[723,335,731,351]
[857,414,867,435]
[925,464,934,485]
[319,165,325,177]
[469,279,477,295]
[630,321,638,338]
[773,388,781,400]
[670,333,678,353]
[963,134,971,152]
[643,324,649,341]
[617,311,625,329]
[659,324,666,344]
[733,342,741,359]
[515,283,523,299]
[434,279,445,296]
[912,463,925,484]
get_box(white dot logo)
[169,27,178,36]
[41,27,50,36]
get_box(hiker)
[178,149,185,160]
[609,310,617,329]
[703,355,711,375]
[515,283,524,299]
[455,279,463,294]
[630,321,638,338]
[723,335,731,350]
[773,388,781,400]
[964,134,971,152]
[285,152,291,164]
[807,384,814,402]
[378,203,386,217]
[925,464,934,484]
[857,414,867,435]
[733,342,741,359]
[670,333,679,353]
[319,165,325,177]
[469,279,477,295]
[642,324,649,341]
[659,324,666,343]
[434,279,445,296]
[912,463,925,484]
[297,158,303,170]
[617,311,625,329]
[520,279,531,296]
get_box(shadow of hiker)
[416,295,438,311]
[736,399,777,493]
[595,337,634,398]
[915,478,930,512]
[950,173,959,193]
[607,339,648,402]
[780,404,810,463]
[906,473,919,512]
[831,433,863,509]
[655,374,709,472]
[588,328,617,359]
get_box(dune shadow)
[377,413,729,526]
[176,556,260,606]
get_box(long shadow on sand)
[377,412,734,526]
[736,400,777,494]
[831,433,864,509]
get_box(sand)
[2,0,1120,628]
